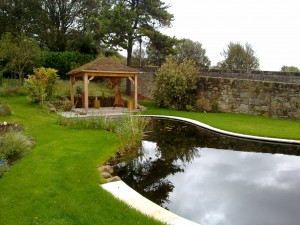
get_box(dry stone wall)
[197,77,300,119]
[136,68,300,119]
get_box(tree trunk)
[126,41,133,95]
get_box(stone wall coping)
[136,67,300,77]
[198,75,300,85]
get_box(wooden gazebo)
[67,57,142,111]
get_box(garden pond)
[109,118,300,225]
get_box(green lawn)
[141,102,300,140]
[0,96,164,225]
[1,97,299,225]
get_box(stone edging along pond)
[140,115,300,145]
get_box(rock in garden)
[106,176,121,183]
[48,103,56,113]
[98,165,113,174]
[101,172,112,179]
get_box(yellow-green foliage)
[25,67,59,104]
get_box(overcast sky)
[161,0,300,71]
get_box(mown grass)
[0,96,165,225]
[141,101,300,140]
[1,96,299,225]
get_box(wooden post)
[84,73,89,110]
[70,76,75,108]
[134,74,138,109]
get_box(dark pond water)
[109,118,300,225]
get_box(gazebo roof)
[68,57,140,77]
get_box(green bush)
[25,67,59,104]
[49,98,73,111]
[211,101,219,113]
[0,102,12,116]
[0,130,35,162]
[153,58,199,110]
[42,51,95,79]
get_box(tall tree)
[220,42,259,72]
[146,32,178,66]
[100,0,173,66]
[0,32,41,84]
[0,0,101,52]
[0,0,40,36]
[38,0,101,51]
[174,38,211,69]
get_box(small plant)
[195,98,211,112]
[0,101,12,116]
[0,130,35,162]
[25,67,59,104]
[211,101,219,113]
[185,105,195,112]
[49,98,73,111]
[0,122,35,178]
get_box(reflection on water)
[109,118,300,225]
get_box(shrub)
[195,98,211,112]
[0,122,34,178]
[49,98,73,112]
[25,67,59,104]
[0,102,12,116]
[211,101,219,113]
[153,57,199,110]
[0,130,35,162]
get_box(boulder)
[98,165,113,174]
[101,172,112,179]
[106,176,121,183]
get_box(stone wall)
[136,69,155,98]
[197,77,300,119]
[136,68,300,119]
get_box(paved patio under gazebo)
[59,106,142,118]
[67,57,142,112]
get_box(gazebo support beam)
[70,76,76,108]
[84,74,89,111]
[134,75,138,109]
